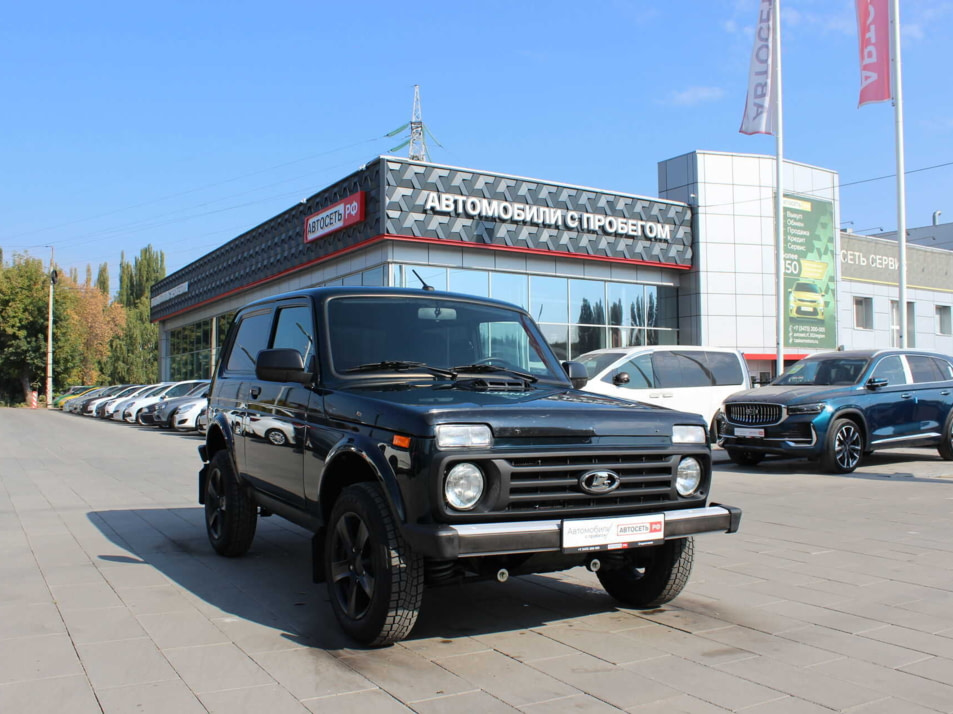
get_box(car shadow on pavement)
[87,507,623,650]
[718,449,953,483]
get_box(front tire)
[726,447,764,466]
[325,483,423,646]
[204,451,257,557]
[597,538,694,608]
[821,417,863,473]
[938,411,953,461]
[265,428,287,446]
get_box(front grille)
[502,452,676,514]
[725,402,783,426]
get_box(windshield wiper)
[344,361,456,378]
[451,364,539,383]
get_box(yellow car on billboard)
[788,280,825,320]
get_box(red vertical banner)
[856,0,892,106]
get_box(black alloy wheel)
[325,483,423,646]
[822,418,863,473]
[204,451,257,557]
[939,411,953,461]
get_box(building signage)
[151,281,189,308]
[840,232,953,293]
[304,192,366,243]
[421,191,673,241]
[783,194,836,350]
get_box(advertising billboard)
[783,194,836,349]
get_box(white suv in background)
[576,346,750,437]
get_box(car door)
[906,355,953,437]
[241,301,314,508]
[218,307,274,478]
[864,354,918,445]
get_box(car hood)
[324,383,704,439]
[725,384,854,404]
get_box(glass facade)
[164,261,679,378]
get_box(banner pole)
[774,0,785,376]
[890,0,907,347]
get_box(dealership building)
[150,151,953,383]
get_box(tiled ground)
[1,408,952,712]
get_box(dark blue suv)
[718,349,953,473]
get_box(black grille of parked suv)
[725,402,783,426]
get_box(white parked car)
[576,346,750,437]
[84,384,142,416]
[111,383,169,422]
[103,384,160,419]
[121,380,207,424]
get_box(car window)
[272,305,315,367]
[871,355,907,385]
[653,351,712,388]
[932,357,953,381]
[579,352,626,379]
[707,352,744,386]
[618,353,655,389]
[777,357,869,386]
[225,309,273,373]
[907,355,944,384]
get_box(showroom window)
[854,297,873,330]
[937,305,952,335]
[890,300,917,348]
[169,319,212,381]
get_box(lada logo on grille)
[578,470,621,495]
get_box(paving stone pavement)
[1,407,952,713]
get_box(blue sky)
[2,0,951,291]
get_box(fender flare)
[322,437,407,523]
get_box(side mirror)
[562,360,589,389]
[612,371,631,386]
[256,348,312,384]
[866,376,888,390]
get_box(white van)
[576,346,749,435]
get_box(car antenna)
[412,269,435,291]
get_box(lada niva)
[199,287,741,645]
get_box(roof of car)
[236,286,528,314]
[803,348,953,360]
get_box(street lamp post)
[46,247,55,409]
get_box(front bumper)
[402,504,741,560]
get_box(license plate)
[735,427,764,438]
[562,514,664,552]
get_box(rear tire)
[204,451,257,557]
[597,538,694,608]
[939,411,953,461]
[726,447,764,466]
[325,483,423,646]
[821,417,863,473]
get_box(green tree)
[95,262,110,296]
[105,245,166,384]
[0,254,79,403]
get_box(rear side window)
[653,351,711,388]
[907,355,945,383]
[224,310,273,373]
[932,357,953,380]
[707,352,745,386]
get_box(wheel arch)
[830,408,869,448]
[319,440,406,526]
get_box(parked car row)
[58,379,209,432]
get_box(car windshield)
[326,295,567,384]
[774,357,870,386]
[793,281,820,293]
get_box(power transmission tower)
[408,85,427,162]
[386,85,442,162]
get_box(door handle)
[941,391,951,396]
[900,393,911,399]
[250,386,261,399]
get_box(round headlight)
[675,457,702,497]
[445,462,485,510]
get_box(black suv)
[199,287,741,645]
